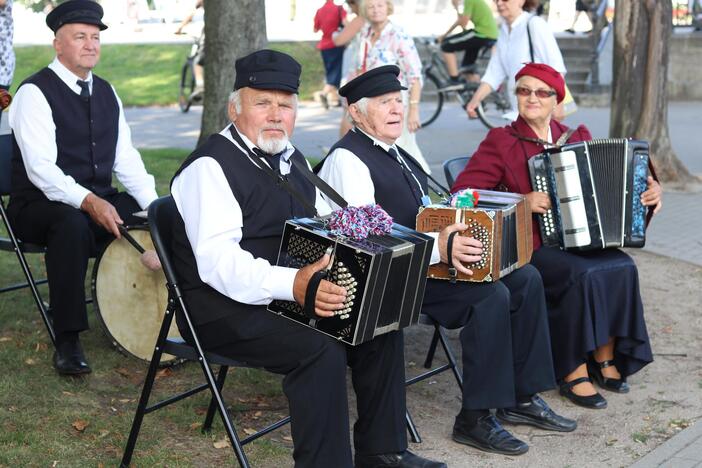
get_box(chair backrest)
[443,156,471,189]
[0,134,13,197]
[147,195,181,289]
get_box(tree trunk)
[199,0,267,144]
[610,0,696,184]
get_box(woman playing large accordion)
[452,62,663,409]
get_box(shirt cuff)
[132,188,159,210]
[68,185,92,210]
[269,266,298,302]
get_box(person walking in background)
[333,0,366,137]
[0,0,15,125]
[314,0,347,109]
[174,0,203,35]
[438,0,498,84]
[565,0,593,33]
[346,0,429,172]
[465,0,567,122]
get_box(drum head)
[92,227,181,364]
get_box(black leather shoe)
[452,413,528,456]
[354,450,446,468]
[496,395,577,432]
[52,339,91,375]
[588,359,630,394]
[559,377,607,409]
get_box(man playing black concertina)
[170,49,446,468]
[316,65,577,456]
[8,0,158,375]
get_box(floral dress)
[0,0,14,87]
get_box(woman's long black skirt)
[530,246,653,381]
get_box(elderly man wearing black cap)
[317,65,577,457]
[169,49,445,468]
[7,0,157,375]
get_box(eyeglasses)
[494,0,512,3]
[515,86,557,99]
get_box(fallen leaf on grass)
[51,461,59,467]
[62,391,75,397]
[243,428,256,436]
[118,399,133,403]
[155,368,173,379]
[98,430,110,439]
[195,407,208,415]
[115,367,131,378]
[213,438,230,449]
[253,410,262,418]
[35,342,48,352]
[605,438,618,446]
[8,406,17,413]
[282,435,293,442]
[190,422,203,430]
[0,337,12,342]
[98,463,105,468]
[24,358,36,365]
[72,419,89,432]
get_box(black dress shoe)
[53,339,91,375]
[354,450,446,468]
[559,377,607,409]
[496,395,577,432]
[588,359,630,393]
[452,413,528,456]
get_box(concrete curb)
[630,421,702,467]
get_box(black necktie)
[253,148,282,175]
[76,80,90,100]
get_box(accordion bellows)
[268,218,433,345]
[528,138,650,251]
[416,190,533,282]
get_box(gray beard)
[257,134,288,154]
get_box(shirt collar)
[49,57,93,95]
[505,11,532,32]
[226,123,295,161]
[353,127,399,154]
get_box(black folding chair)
[442,156,471,189]
[121,195,290,468]
[0,133,55,345]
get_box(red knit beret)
[515,63,565,103]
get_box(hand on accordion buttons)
[641,176,662,214]
[293,254,348,318]
[525,191,552,214]
[438,223,483,276]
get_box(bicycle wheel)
[476,90,512,129]
[178,59,196,113]
[419,71,443,128]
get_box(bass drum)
[91,225,181,364]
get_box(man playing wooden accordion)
[316,65,576,456]
[169,50,445,468]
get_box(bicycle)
[178,30,205,113]
[419,38,511,129]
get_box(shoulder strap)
[555,128,577,146]
[526,16,535,62]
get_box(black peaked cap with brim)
[46,0,107,33]
[339,65,407,104]
[234,49,302,94]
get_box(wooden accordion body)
[268,217,433,345]
[416,190,533,282]
[528,139,650,251]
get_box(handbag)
[526,16,578,116]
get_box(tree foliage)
[610,0,696,183]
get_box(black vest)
[10,67,119,204]
[170,131,316,323]
[324,130,428,228]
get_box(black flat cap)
[46,0,107,33]
[339,65,407,105]
[234,49,302,94]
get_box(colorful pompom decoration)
[450,188,480,208]
[326,204,393,240]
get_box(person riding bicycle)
[438,0,498,84]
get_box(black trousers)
[178,287,408,468]
[422,264,556,410]
[440,30,496,69]
[7,193,143,335]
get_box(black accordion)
[268,218,434,345]
[528,139,650,251]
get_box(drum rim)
[91,224,180,366]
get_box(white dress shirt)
[171,124,332,306]
[8,57,157,209]
[481,12,566,114]
[316,128,441,265]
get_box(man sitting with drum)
[169,49,445,468]
[8,0,158,375]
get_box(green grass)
[12,42,326,106]
[0,148,293,466]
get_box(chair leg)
[423,327,440,369]
[437,326,463,389]
[120,331,169,467]
[203,365,229,432]
[405,410,422,444]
